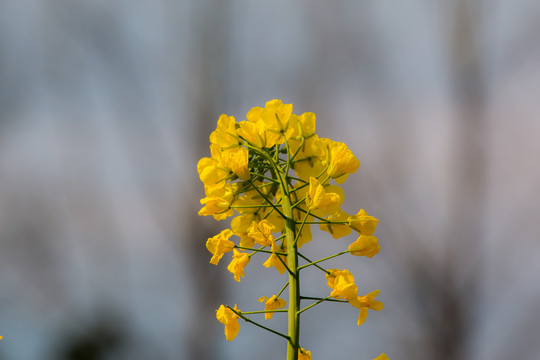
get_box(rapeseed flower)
[210,114,240,149]
[319,209,352,239]
[352,290,383,326]
[348,209,378,235]
[247,219,276,247]
[227,249,250,282]
[199,100,387,359]
[348,235,380,258]
[258,295,287,320]
[216,304,241,341]
[206,229,235,265]
[263,242,287,274]
[306,177,341,212]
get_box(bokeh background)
[1,1,540,359]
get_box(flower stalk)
[280,177,301,360]
[198,100,388,360]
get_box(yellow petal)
[348,235,380,258]
[298,348,312,360]
[357,307,368,326]
[348,209,378,235]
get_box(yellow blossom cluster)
[198,100,387,359]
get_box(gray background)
[1,1,540,359]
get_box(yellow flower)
[319,210,352,239]
[258,295,287,320]
[206,229,235,265]
[326,269,358,301]
[327,270,383,325]
[371,353,389,360]
[237,120,266,148]
[306,177,341,212]
[321,138,360,183]
[248,100,294,144]
[216,304,241,341]
[247,219,276,247]
[209,114,240,149]
[221,147,250,181]
[198,184,235,220]
[230,186,284,246]
[260,99,293,131]
[348,235,380,258]
[197,157,229,188]
[231,214,256,247]
[351,290,383,326]
[348,209,378,235]
[263,242,287,274]
[237,112,285,149]
[291,135,326,181]
[298,348,312,360]
[234,188,267,215]
[227,249,250,282]
[289,112,316,140]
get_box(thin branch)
[298,250,350,271]
[297,296,332,315]
[227,306,290,341]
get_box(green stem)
[247,179,286,219]
[277,166,300,360]
[297,296,332,315]
[235,245,287,256]
[300,296,348,303]
[276,282,289,298]
[293,210,310,248]
[298,250,350,271]
[291,196,307,210]
[231,204,281,209]
[240,309,288,315]
[294,206,328,222]
[249,172,279,183]
[289,136,305,163]
[300,220,349,225]
[227,306,290,341]
[297,253,330,274]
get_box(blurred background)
[1,0,540,359]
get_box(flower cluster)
[198,100,387,360]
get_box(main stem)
[280,178,299,360]
[258,145,300,360]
